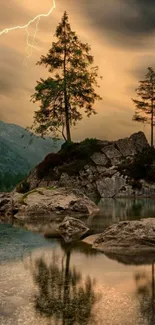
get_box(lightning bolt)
[0,0,56,65]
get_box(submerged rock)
[58,217,89,243]
[84,218,155,254]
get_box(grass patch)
[18,188,44,205]
[18,187,56,205]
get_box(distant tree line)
[0,172,27,192]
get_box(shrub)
[36,152,63,178]
[118,147,155,183]
[36,138,101,179]
[16,178,30,193]
[129,179,142,190]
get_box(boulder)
[58,217,89,243]
[102,144,122,165]
[96,173,126,197]
[115,131,149,157]
[90,218,155,254]
[130,131,149,152]
[115,138,137,157]
[10,187,99,223]
[0,192,15,222]
[0,193,11,211]
[91,152,108,166]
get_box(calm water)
[1,198,155,325]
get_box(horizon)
[0,0,155,143]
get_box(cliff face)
[21,131,155,199]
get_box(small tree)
[31,11,102,142]
[132,67,155,147]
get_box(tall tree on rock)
[31,11,102,141]
[132,67,155,147]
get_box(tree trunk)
[63,251,71,325]
[151,105,154,147]
[63,22,71,142]
[64,90,71,142]
[151,77,154,147]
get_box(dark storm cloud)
[81,0,155,47]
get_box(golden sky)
[0,0,155,141]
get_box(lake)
[1,198,155,325]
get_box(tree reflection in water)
[135,264,155,325]
[32,243,98,325]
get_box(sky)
[0,0,155,142]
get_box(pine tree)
[31,11,102,142]
[132,67,155,147]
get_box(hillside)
[0,120,63,175]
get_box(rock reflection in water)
[100,248,155,325]
[135,264,155,325]
[31,242,99,325]
[90,198,155,234]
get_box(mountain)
[0,120,63,175]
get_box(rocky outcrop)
[85,218,155,254]
[0,187,99,224]
[19,132,152,198]
[58,217,89,243]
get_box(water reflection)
[98,198,155,220]
[90,198,155,234]
[31,242,99,325]
[104,252,155,266]
[135,264,155,325]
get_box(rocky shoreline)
[1,131,155,258]
[0,187,99,240]
[1,188,155,259]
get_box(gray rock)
[101,167,118,177]
[102,144,122,165]
[130,131,149,152]
[58,216,89,242]
[92,218,155,254]
[91,152,108,166]
[0,193,11,210]
[116,180,155,197]
[115,138,137,157]
[96,174,126,197]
